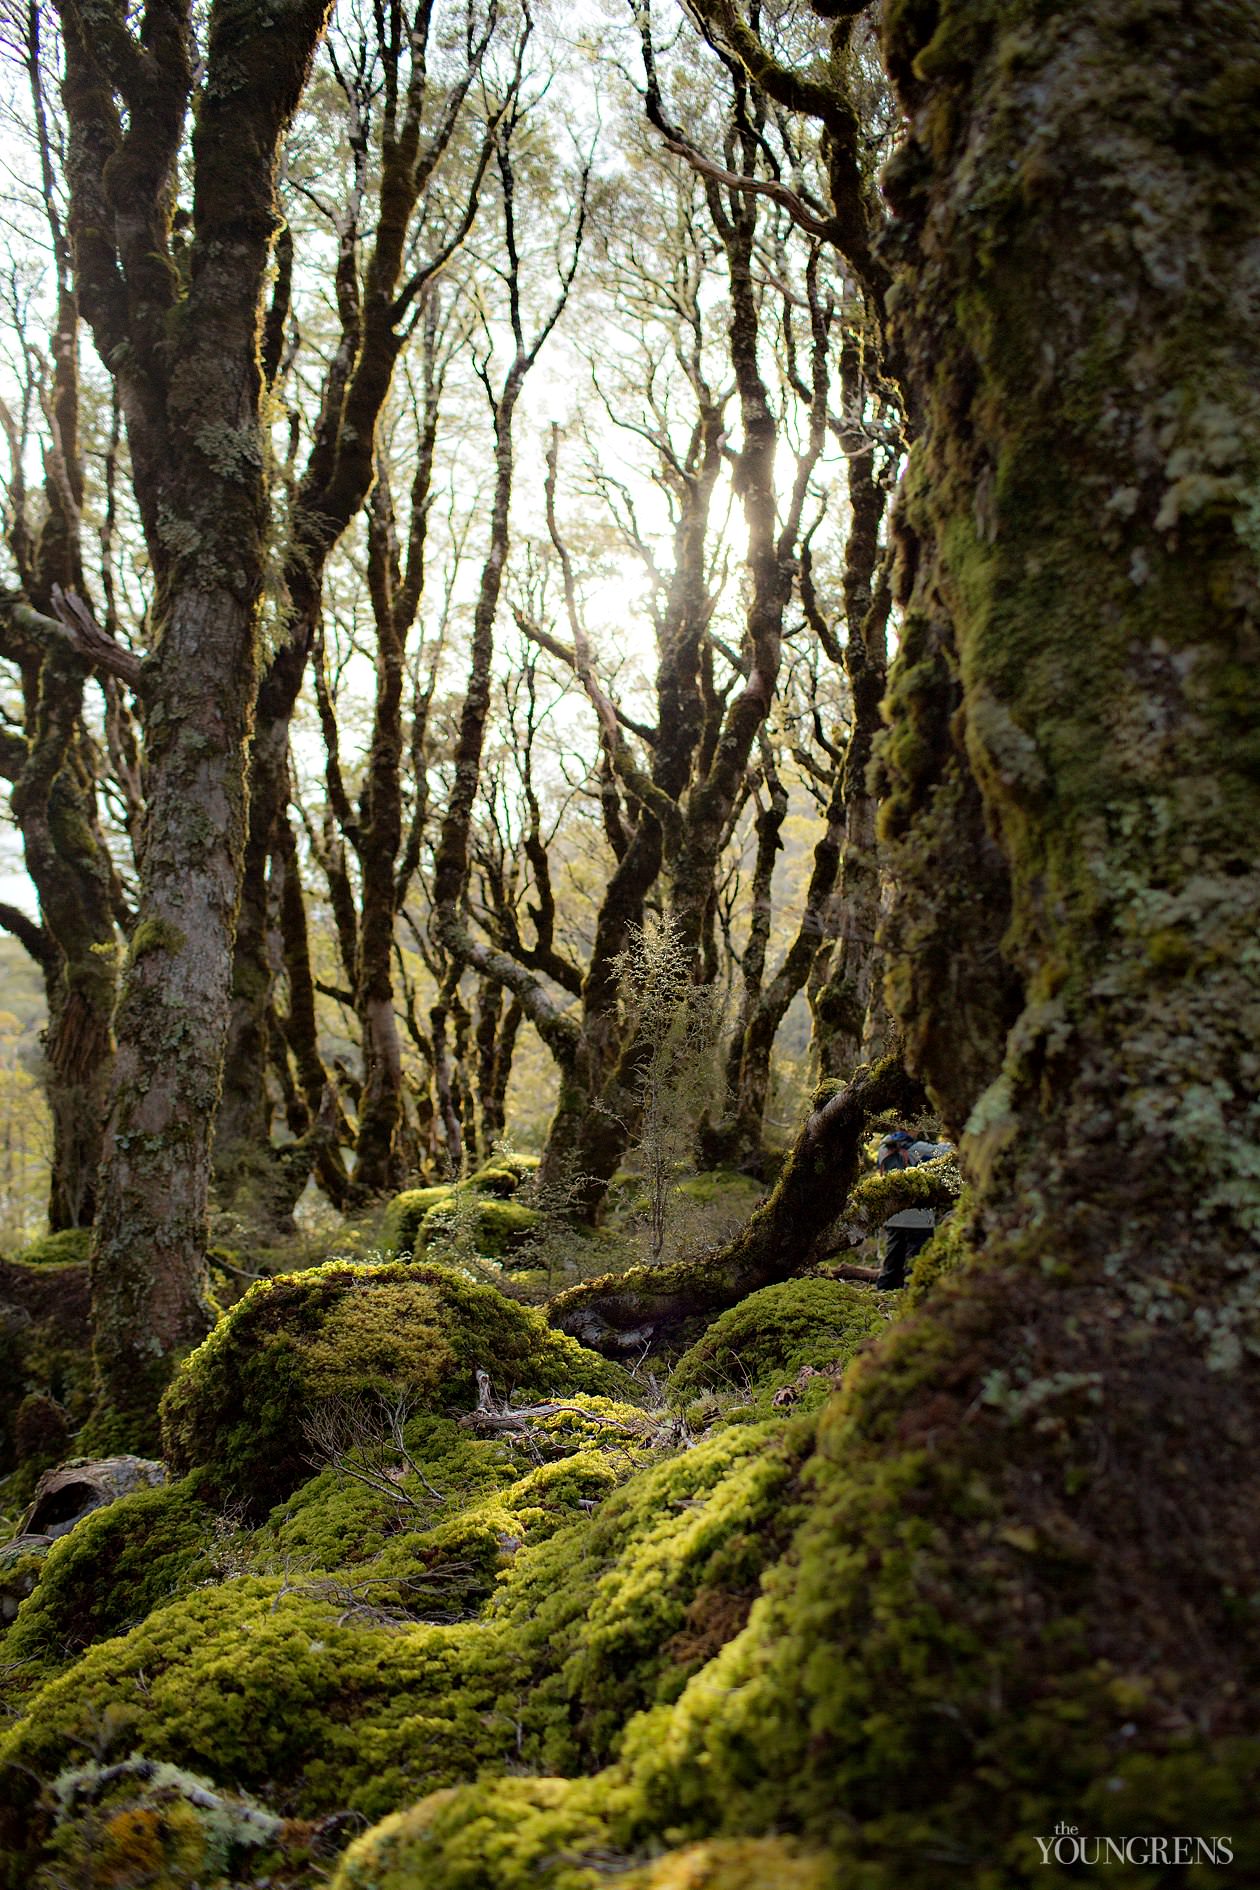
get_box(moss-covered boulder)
[331,1788,834,1890]
[0,1379,810,1881]
[668,1277,889,1410]
[13,1228,91,1268]
[159,1260,636,1515]
[380,1184,453,1251]
[1,1477,216,1682]
[381,1177,540,1263]
[30,1757,290,1890]
[420,1194,542,1261]
[329,1778,612,1890]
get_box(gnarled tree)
[53,0,333,1432]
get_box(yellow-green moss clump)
[381,1157,542,1263]
[487,1416,813,1773]
[0,1365,809,1882]
[159,1259,636,1515]
[668,1277,889,1411]
[332,1791,833,1890]
[13,1228,91,1268]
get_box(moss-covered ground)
[0,1232,858,1887]
[5,1166,1253,1888]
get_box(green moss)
[420,1195,541,1261]
[0,1576,522,1851]
[382,1172,542,1263]
[331,1786,837,1890]
[126,917,186,965]
[902,1198,972,1308]
[380,1185,453,1252]
[330,1778,615,1890]
[2,1478,217,1682]
[160,1260,637,1517]
[674,1171,765,1211]
[14,1229,91,1268]
[0,1377,809,1880]
[489,1417,813,1773]
[669,1279,889,1410]
[262,1415,509,1572]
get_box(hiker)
[874,1129,953,1291]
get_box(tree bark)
[217,14,499,1200]
[807,341,894,1078]
[701,0,1260,1852]
[56,0,333,1434]
[0,9,119,1232]
[704,747,844,1173]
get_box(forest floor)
[0,1166,894,1887]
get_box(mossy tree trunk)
[696,0,1260,1857]
[550,1049,923,1350]
[563,10,1260,1870]
[55,0,332,1435]
[0,8,119,1232]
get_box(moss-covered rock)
[14,1228,91,1268]
[380,1185,453,1252]
[329,1784,835,1890]
[1,1477,216,1681]
[0,1382,808,1881]
[329,1778,613,1890]
[668,1278,889,1410]
[159,1260,637,1515]
[382,1172,542,1264]
[0,1575,522,1860]
[30,1755,303,1890]
[420,1194,542,1261]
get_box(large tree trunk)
[620,0,1260,1867]
[57,0,333,1435]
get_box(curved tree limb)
[0,586,142,687]
[548,1047,924,1352]
[0,901,54,971]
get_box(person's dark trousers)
[875,1225,932,1291]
